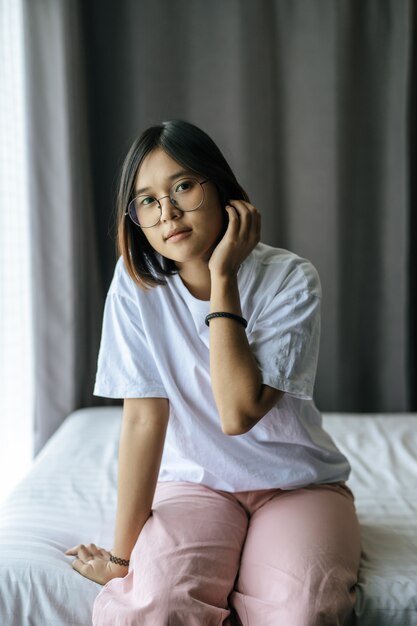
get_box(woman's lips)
[166,229,192,242]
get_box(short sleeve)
[248,264,321,400]
[93,292,168,399]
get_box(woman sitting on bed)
[66,119,361,626]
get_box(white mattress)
[0,407,416,626]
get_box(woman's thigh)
[93,481,248,626]
[230,483,361,626]
[135,481,248,602]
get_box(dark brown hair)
[116,119,250,288]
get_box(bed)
[0,407,416,626]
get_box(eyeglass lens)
[129,178,204,227]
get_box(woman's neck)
[177,260,211,301]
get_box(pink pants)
[93,481,361,626]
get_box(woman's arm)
[210,274,283,435]
[208,201,283,435]
[66,396,168,584]
[111,397,169,559]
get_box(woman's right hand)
[65,543,129,585]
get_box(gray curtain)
[23,0,103,454]
[23,0,415,453]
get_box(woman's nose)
[160,195,181,221]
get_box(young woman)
[66,119,361,625]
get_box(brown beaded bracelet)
[109,553,130,567]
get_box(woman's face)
[133,148,225,267]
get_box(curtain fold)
[336,0,410,411]
[23,0,104,453]
[23,0,415,451]
[410,0,417,410]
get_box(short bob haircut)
[116,119,250,289]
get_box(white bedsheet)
[0,408,416,625]
[323,414,417,626]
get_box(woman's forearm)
[209,273,266,434]
[111,398,169,560]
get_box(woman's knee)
[300,564,357,625]
[232,560,357,626]
[94,584,230,626]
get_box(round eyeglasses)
[125,177,210,228]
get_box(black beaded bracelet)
[205,312,248,328]
[109,553,130,567]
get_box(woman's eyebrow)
[135,170,193,195]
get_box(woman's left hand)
[65,543,129,585]
[208,200,261,277]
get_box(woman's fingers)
[65,543,109,561]
[228,200,261,244]
[228,199,259,222]
[208,200,261,274]
[87,544,109,559]
[65,544,82,555]
[224,205,240,237]
[71,555,98,580]
[77,545,96,562]
[64,543,120,585]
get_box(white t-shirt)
[94,242,350,491]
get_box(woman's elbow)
[219,385,284,435]
[220,411,258,436]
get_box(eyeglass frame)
[124,178,210,228]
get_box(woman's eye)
[175,180,192,193]
[140,196,155,206]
